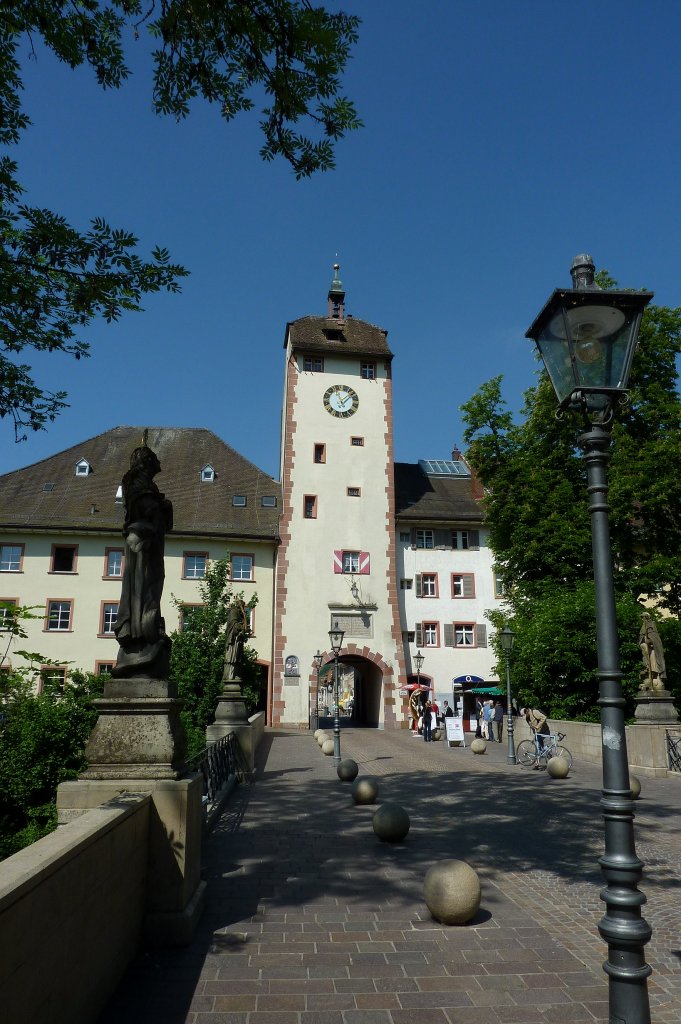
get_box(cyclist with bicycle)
[522,707,551,769]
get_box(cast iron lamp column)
[328,624,345,767]
[312,650,323,730]
[499,626,516,764]
[526,254,653,1024]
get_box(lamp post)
[328,623,345,767]
[312,650,323,730]
[499,626,516,764]
[526,254,653,1024]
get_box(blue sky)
[5,1,681,480]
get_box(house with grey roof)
[0,426,280,692]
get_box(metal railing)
[666,730,681,773]
[187,733,251,827]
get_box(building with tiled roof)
[394,455,501,725]
[0,270,502,730]
[0,427,280,688]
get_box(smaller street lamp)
[414,649,424,688]
[498,626,516,764]
[328,623,345,766]
[312,650,323,730]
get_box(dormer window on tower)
[201,464,215,482]
[327,263,345,321]
[75,458,91,477]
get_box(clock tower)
[272,268,407,728]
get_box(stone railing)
[513,717,680,778]
[1,794,150,1024]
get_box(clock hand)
[338,393,350,407]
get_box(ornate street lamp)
[312,650,323,731]
[498,626,516,764]
[328,623,345,767]
[526,254,653,1024]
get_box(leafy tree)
[169,557,260,758]
[0,667,102,860]
[1,2,361,438]
[462,289,681,720]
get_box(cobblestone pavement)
[99,727,681,1024]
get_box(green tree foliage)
[462,290,681,719]
[1,2,361,438]
[169,557,260,758]
[0,668,103,860]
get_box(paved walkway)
[99,728,681,1024]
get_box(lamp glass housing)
[499,626,515,655]
[525,289,652,407]
[414,649,424,673]
[328,626,344,654]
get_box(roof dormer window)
[201,464,215,482]
[232,495,247,507]
[75,459,91,477]
[115,485,123,504]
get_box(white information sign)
[445,716,466,747]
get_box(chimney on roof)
[451,445,462,461]
[327,263,345,321]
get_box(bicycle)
[517,732,573,770]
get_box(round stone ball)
[547,755,570,778]
[424,860,481,925]
[337,758,359,782]
[470,738,487,754]
[372,802,410,843]
[313,729,323,739]
[351,776,379,805]
[629,775,642,799]
[317,731,330,746]
[321,739,335,756]
[432,728,442,741]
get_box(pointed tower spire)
[327,263,345,321]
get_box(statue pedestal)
[206,680,255,777]
[81,677,186,780]
[634,689,679,724]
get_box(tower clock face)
[323,384,359,418]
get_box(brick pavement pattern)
[99,727,681,1024]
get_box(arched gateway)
[313,648,398,729]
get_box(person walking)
[475,697,483,738]
[493,700,504,742]
[482,699,494,741]
[422,698,433,741]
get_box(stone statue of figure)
[222,596,249,683]
[638,612,667,693]
[113,439,173,679]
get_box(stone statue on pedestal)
[634,611,678,723]
[222,596,249,683]
[113,437,173,679]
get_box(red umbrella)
[402,682,432,693]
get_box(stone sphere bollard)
[372,802,410,842]
[470,738,486,754]
[314,729,324,739]
[317,731,330,746]
[432,728,442,741]
[321,739,335,756]
[547,756,570,778]
[629,775,642,799]
[352,776,379,805]
[337,758,359,782]
[424,860,481,925]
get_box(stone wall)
[0,795,149,1024]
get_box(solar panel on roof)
[419,459,470,477]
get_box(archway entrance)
[317,655,383,728]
